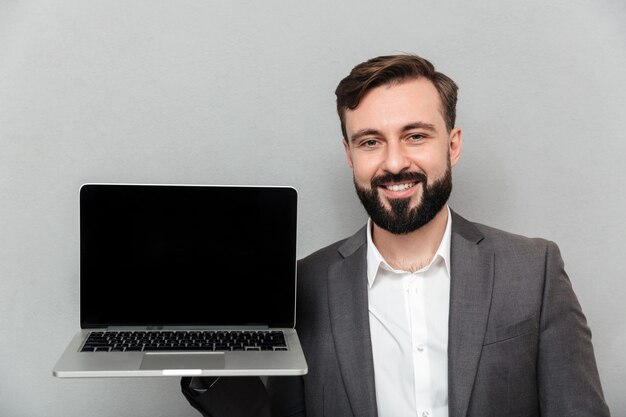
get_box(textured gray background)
[1,0,624,416]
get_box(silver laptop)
[53,183,307,377]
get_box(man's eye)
[362,139,378,147]
[408,134,424,142]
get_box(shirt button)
[422,411,430,417]
[416,344,425,352]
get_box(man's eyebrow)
[401,122,437,133]
[349,129,381,144]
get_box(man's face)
[343,77,462,234]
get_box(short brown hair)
[335,54,458,138]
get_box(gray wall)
[1,0,624,416]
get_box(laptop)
[53,183,308,377]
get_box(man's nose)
[382,142,410,173]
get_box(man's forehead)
[344,78,445,134]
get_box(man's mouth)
[382,182,418,192]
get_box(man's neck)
[372,205,449,272]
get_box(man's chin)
[379,195,418,215]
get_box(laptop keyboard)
[80,330,288,352]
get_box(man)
[182,54,610,417]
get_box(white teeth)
[385,183,415,192]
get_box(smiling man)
[182,54,610,417]
[344,76,458,265]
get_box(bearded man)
[182,54,609,417]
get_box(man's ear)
[343,139,354,168]
[449,127,462,167]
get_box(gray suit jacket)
[183,211,609,417]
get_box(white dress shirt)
[367,206,451,417]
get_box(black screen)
[80,184,297,328]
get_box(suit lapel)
[447,212,494,417]
[327,227,378,417]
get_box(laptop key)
[184,345,208,351]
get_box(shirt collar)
[366,205,452,288]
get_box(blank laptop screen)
[80,184,297,329]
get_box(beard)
[354,164,452,235]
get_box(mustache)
[370,171,427,188]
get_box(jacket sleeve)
[180,376,305,417]
[181,377,271,417]
[267,376,306,417]
[537,241,610,416]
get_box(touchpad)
[140,353,225,374]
